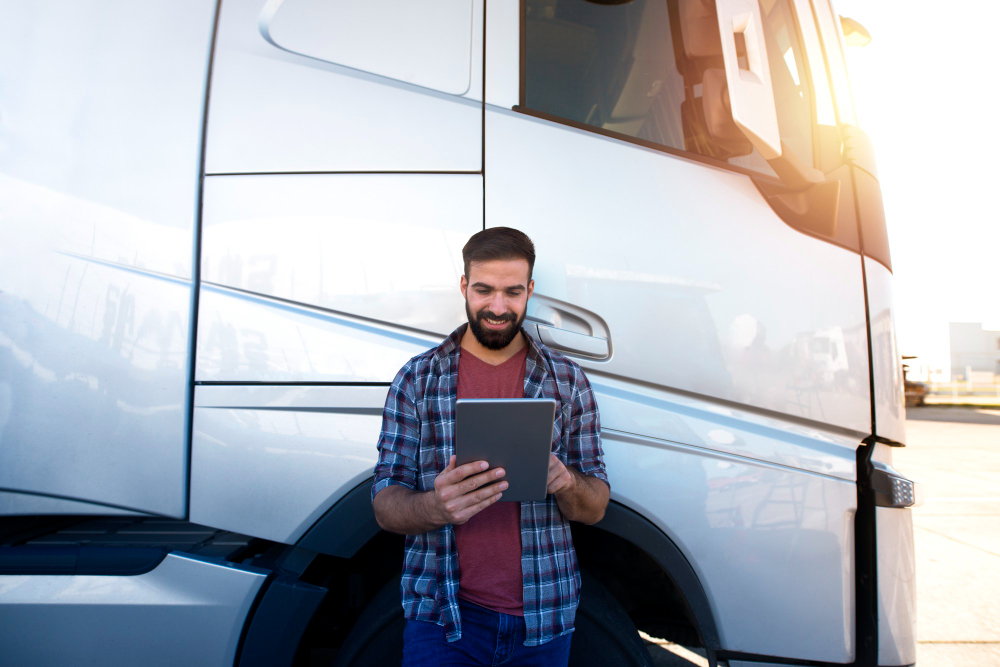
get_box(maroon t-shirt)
[453,344,529,616]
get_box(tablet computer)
[455,398,557,503]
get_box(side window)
[522,0,820,178]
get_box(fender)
[297,479,378,558]
[297,480,720,650]
[594,502,720,651]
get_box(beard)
[465,301,526,351]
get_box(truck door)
[485,0,870,662]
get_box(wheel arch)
[296,480,720,651]
[589,501,720,650]
[296,478,377,558]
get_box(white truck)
[0,1,916,665]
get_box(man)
[372,227,610,667]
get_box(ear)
[526,279,534,301]
[460,274,468,297]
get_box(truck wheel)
[570,570,655,667]
[332,575,404,667]
[333,570,653,666]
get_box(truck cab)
[0,1,915,665]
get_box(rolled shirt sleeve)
[564,366,609,488]
[372,363,421,500]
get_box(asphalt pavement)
[896,407,1000,666]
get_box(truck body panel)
[0,0,917,664]
[205,0,483,174]
[191,385,386,543]
[0,552,266,666]
[0,0,217,517]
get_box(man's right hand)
[373,455,507,534]
[428,455,507,526]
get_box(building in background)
[949,322,1000,381]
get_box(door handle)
[524,295,611,360]
[532,324,609,359]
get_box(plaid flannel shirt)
[372,324,608,645]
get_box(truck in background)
[0,1,916,665]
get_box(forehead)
[466,258,531,286]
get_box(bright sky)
[833,0,1000,376]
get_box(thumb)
[444,454,457,471]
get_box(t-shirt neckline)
[460,343,529,369]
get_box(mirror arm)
[766,140,825,191]
[756,141,840,238]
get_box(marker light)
[871,465,917,508]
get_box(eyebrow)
[471,282,526,291]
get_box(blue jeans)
[402,599,573,667]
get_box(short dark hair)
[462,227,536,279]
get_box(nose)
[489,291,506,314]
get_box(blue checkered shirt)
[372,324,608,645]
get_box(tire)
[569,570,655,667]
[332,575,405,667]
[333,570,654,667]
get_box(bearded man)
[372,226,609,667]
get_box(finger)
[450,478,508,512]
[457,467,506,497]
[547,463,564,485]
[546,472,561,493]
[443,460,489,484]
[455,489,504,524]
[434,456,457,491]
[547,470,570,494]
[436,456,457,484]
[439,466,503,501]
[446,482,508,523]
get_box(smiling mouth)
[483,317,511,328]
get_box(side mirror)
[712,0,824,189]
[701,69,754,155]
[839,16,872,47]
[711,0,839,236]
[713,0,781,159]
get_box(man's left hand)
[546,453,576,496]
[545,453,609,524]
